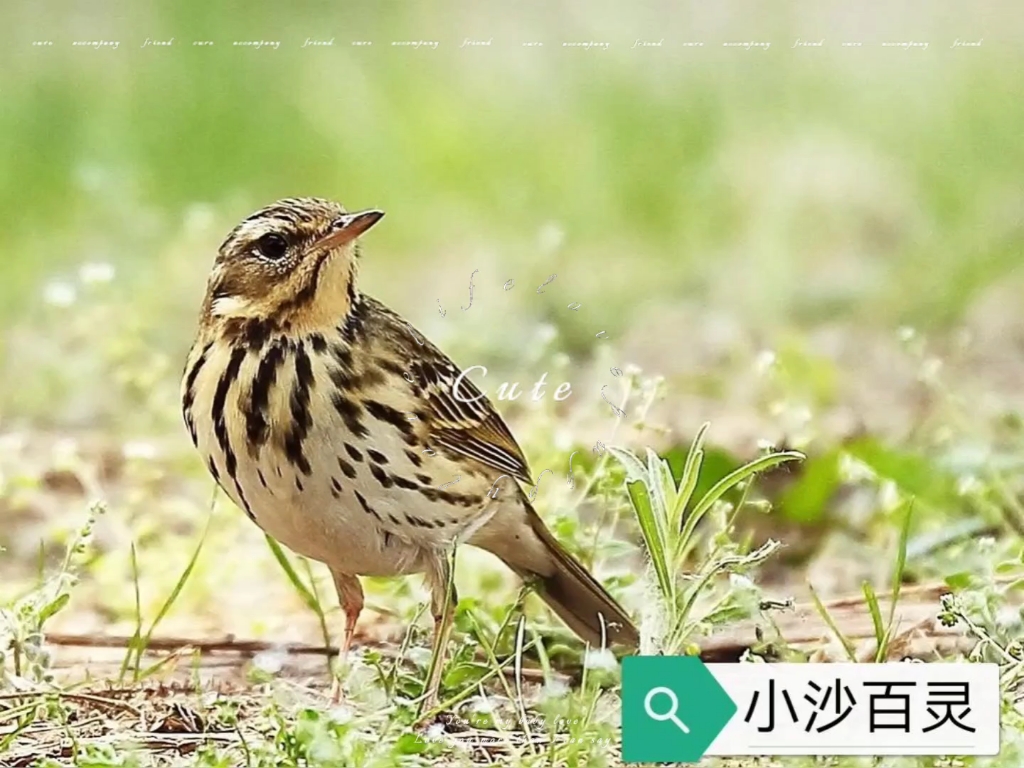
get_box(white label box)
[697,663,1000,756]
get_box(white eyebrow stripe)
[211,295,253,317]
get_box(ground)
[3,289,1024,765]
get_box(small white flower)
[792,405,813,427]
[839,454,876,483]
[53,437,79,462]
[956,475,982,496]
[542,679,570,700]
[919,357,943,384]
[536,324,558,345]
[754,350,776,375]
[184,204,216,234]
[328,704,355,725]
[407,647,433,667]
[897,326,916,342]
[878,480,901,512]
[79,262,115,284]
[122,441,159,461]
[553,428,573,451]
[252,649,285,675]
[756,439,776,451]
[583,647,618,672]
[424,723,446,741]
[996,605,1019,630]
[43,281,77,307]
[729,573,756,591]
[469,695,496,714]
[538,223,565,253]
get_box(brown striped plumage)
[181,197,638,703]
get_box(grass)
[4,383,1024,766]
[4,244,1024,766]
[120,522,209,684]
[611,429,801,655]
[5,285,1024,765]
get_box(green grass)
[5,356,1024,766]
[5,242,1024,765]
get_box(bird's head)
[201,197,384,332]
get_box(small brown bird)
[181,197,638,703]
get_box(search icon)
[644,687,691,734]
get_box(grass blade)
[0,713,36,751]
[668,423,710,531]
[140,523,209,656]
[37,593,70,625]
[862,581,886,661]
[608,446,647,483]
[301,557,332,674]
[265,534,320,612]
[889,498,914,628]
[809,583,858,662]
[689,451,805,522]
[119,543,143,683]
[644,447,676,543]
[678,451,803,562]
[627,479,673,605]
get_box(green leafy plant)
[611,424,803,655]
[1,503,103,687]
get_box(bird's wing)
[411,356,534,486]
[361,293,534,485]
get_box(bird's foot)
[328,674,346,704]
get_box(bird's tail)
[502,506,640,650]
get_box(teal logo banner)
[622,655,738,763]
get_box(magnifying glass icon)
[643,687,691,734]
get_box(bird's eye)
[255,233,289,261]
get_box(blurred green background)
[0,0,1022,428]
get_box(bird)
[180,197,639,705]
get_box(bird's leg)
[329,569,364,704]
[421,551,458,715]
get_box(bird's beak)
[316,209,385,250]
